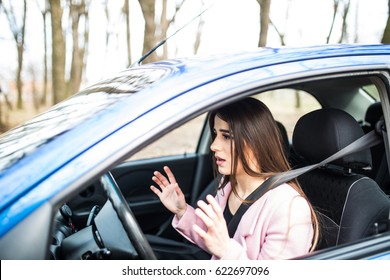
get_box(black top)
[223,202,234,224]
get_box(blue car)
[1,44,390,260]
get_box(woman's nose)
[210,137,219,152]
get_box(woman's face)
[210,115,244,176]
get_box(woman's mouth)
[215,156,225,166]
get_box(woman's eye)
[222,134,233,140]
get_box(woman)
[150,97,319,260]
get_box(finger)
[152,175,165,189]
[195,207,214,228]
[206,195,224,219]
[156,170,172,186]
[150,185,162,197]
[153,171,170,187]
[163,166,177,185]
[192,224,207,239]
[197,200,217,220]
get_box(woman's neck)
[228,174,265,215]
[234,174,265,199]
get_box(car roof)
[1,44,390,237]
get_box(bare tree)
[268,15,286,46]
[49,0,90,103]
[161,0,192,58]
[36,0,50,106]
[257,0,271,47]
[327,0,339,43]
[338,0,350,43]
[353,0,359,43]
[123,0,132,66]
[138,0,189,64]
[102,0,111,77]
[68,0,90,96]
[2,0,27,109]
[159,0,169,60]
[49,0,66,103]
[138,0,159,64]
[326,0,350,44]
[257,0,291,46]
[194,10,205,54]
[382,0,390,43]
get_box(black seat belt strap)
[227,129,382,238]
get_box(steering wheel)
[100,172,157,260]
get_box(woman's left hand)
[193,194,231,258]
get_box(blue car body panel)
[1,44,390,238]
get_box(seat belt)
[227,129,383,238]
[376,117,390,179]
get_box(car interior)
[50,72,390,260]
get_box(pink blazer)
[172,182,314,260]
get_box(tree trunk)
[16,42,24,110]
[257,0,271,47]
[124,0,132,66]
[3,0,27,109]
[41,9,48,106]
[139,0,158,64]
[382,0,390,43]
[327,0,339,43]
[16,0,27,110]
[81,8,89,87]
[338,0,350,43]
[68,1,87,96]
[50,0,66,104]
[160,0,169,60]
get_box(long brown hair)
[208,97,319,251]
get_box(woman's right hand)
[150,166,187,219]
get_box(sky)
[0,0,388,89]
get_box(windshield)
[0,67,170,171]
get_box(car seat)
[361,102,390,194]
[362,102,383,134]
[292,108,390,249]
[361,102,384,176]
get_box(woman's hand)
[150,166,187,219]
[193,194,231,258]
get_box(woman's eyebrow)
[213,127,231,134]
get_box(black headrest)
[292,108,372,169]
[365,102,383,127]
[276,121,290,157]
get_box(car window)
[128,114,207,160]
[255,89,322,140]
[363,84,380,101]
